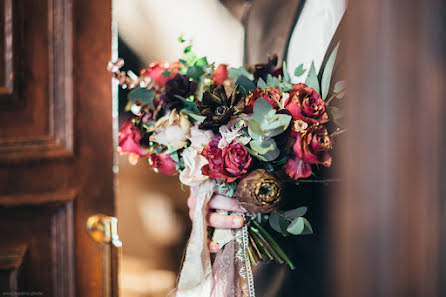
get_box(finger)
[208,240,220,253]
[208,194,247,213]
[206,212,244,229]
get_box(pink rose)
[245,87,281,113]
[223,141,252,178]
[201,137,251,182]
[149,153,177,176]
[117,120,147,157]
[293,125,332,167]
[285,156,312,180]
[212,64,229,85]
[284,83,328,124]
[140,61,180,86]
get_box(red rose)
[285,156,312,180]
[245,87,281,113]
[223,141,252,178]
[201,137,251,182]
[293,125,332,167]
[213,64,228,85]
[149,153,177,176]
[284,83,328,124]
[141,60,180,86]
[117,120,147,157]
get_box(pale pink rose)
[179,148,209,186]
[189,123,214,152]
[150,110,191,150]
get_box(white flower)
[179,147,209,186]
[218,118,245,149]
[189,123,214,152]
[150,110,191,151]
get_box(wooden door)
[330,1,446,297]
[0,0,115,296]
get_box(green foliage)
[127,88,155,108]
[257,78,267,90]
[235,75,256,94]
[181,109,206,122]
[321,42,340,100]
[294,64,306,77]
[248,98,291,138]
[269,207,312,236]
[217,182,238,198]
[305,61,320,95]
[334,80,346,98]
[229,67,254,81]
[249,138,280,162]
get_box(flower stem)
[251,220,296,270]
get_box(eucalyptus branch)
[330,128,347,137]
[325,88,345,106]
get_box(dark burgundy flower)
[253,55,280,82]
[245,87,281,113]
[161,74,197,110]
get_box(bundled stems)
[249,220,296,270]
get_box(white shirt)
[287,0,346,83]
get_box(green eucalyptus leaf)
[250,138,280,161]
[294,64,306,77]
[334,80,345,93]
[170,151,180,163]
[128,88,155,107]
[301,218,313,235]
[236,75,256,94]
[266,74,280,88]
[247,119,265,139]
[229,67,254,81]
[181,109,207,122]
[194,56,208,67]
[321,42,340,100]
[186,66,206,81]
[284,207,308,220]
[305,61,320,95]
[263,114,292,137]
[253,97,273,118]
[287,217,305,235]
[269,212,282,233]
[327,106,344,121]
[257,77,267,90]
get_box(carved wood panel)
[0,195,75,297]
[0,0,73,162]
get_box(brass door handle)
[87,214,122,297]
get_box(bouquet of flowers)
[109,37,343,297]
